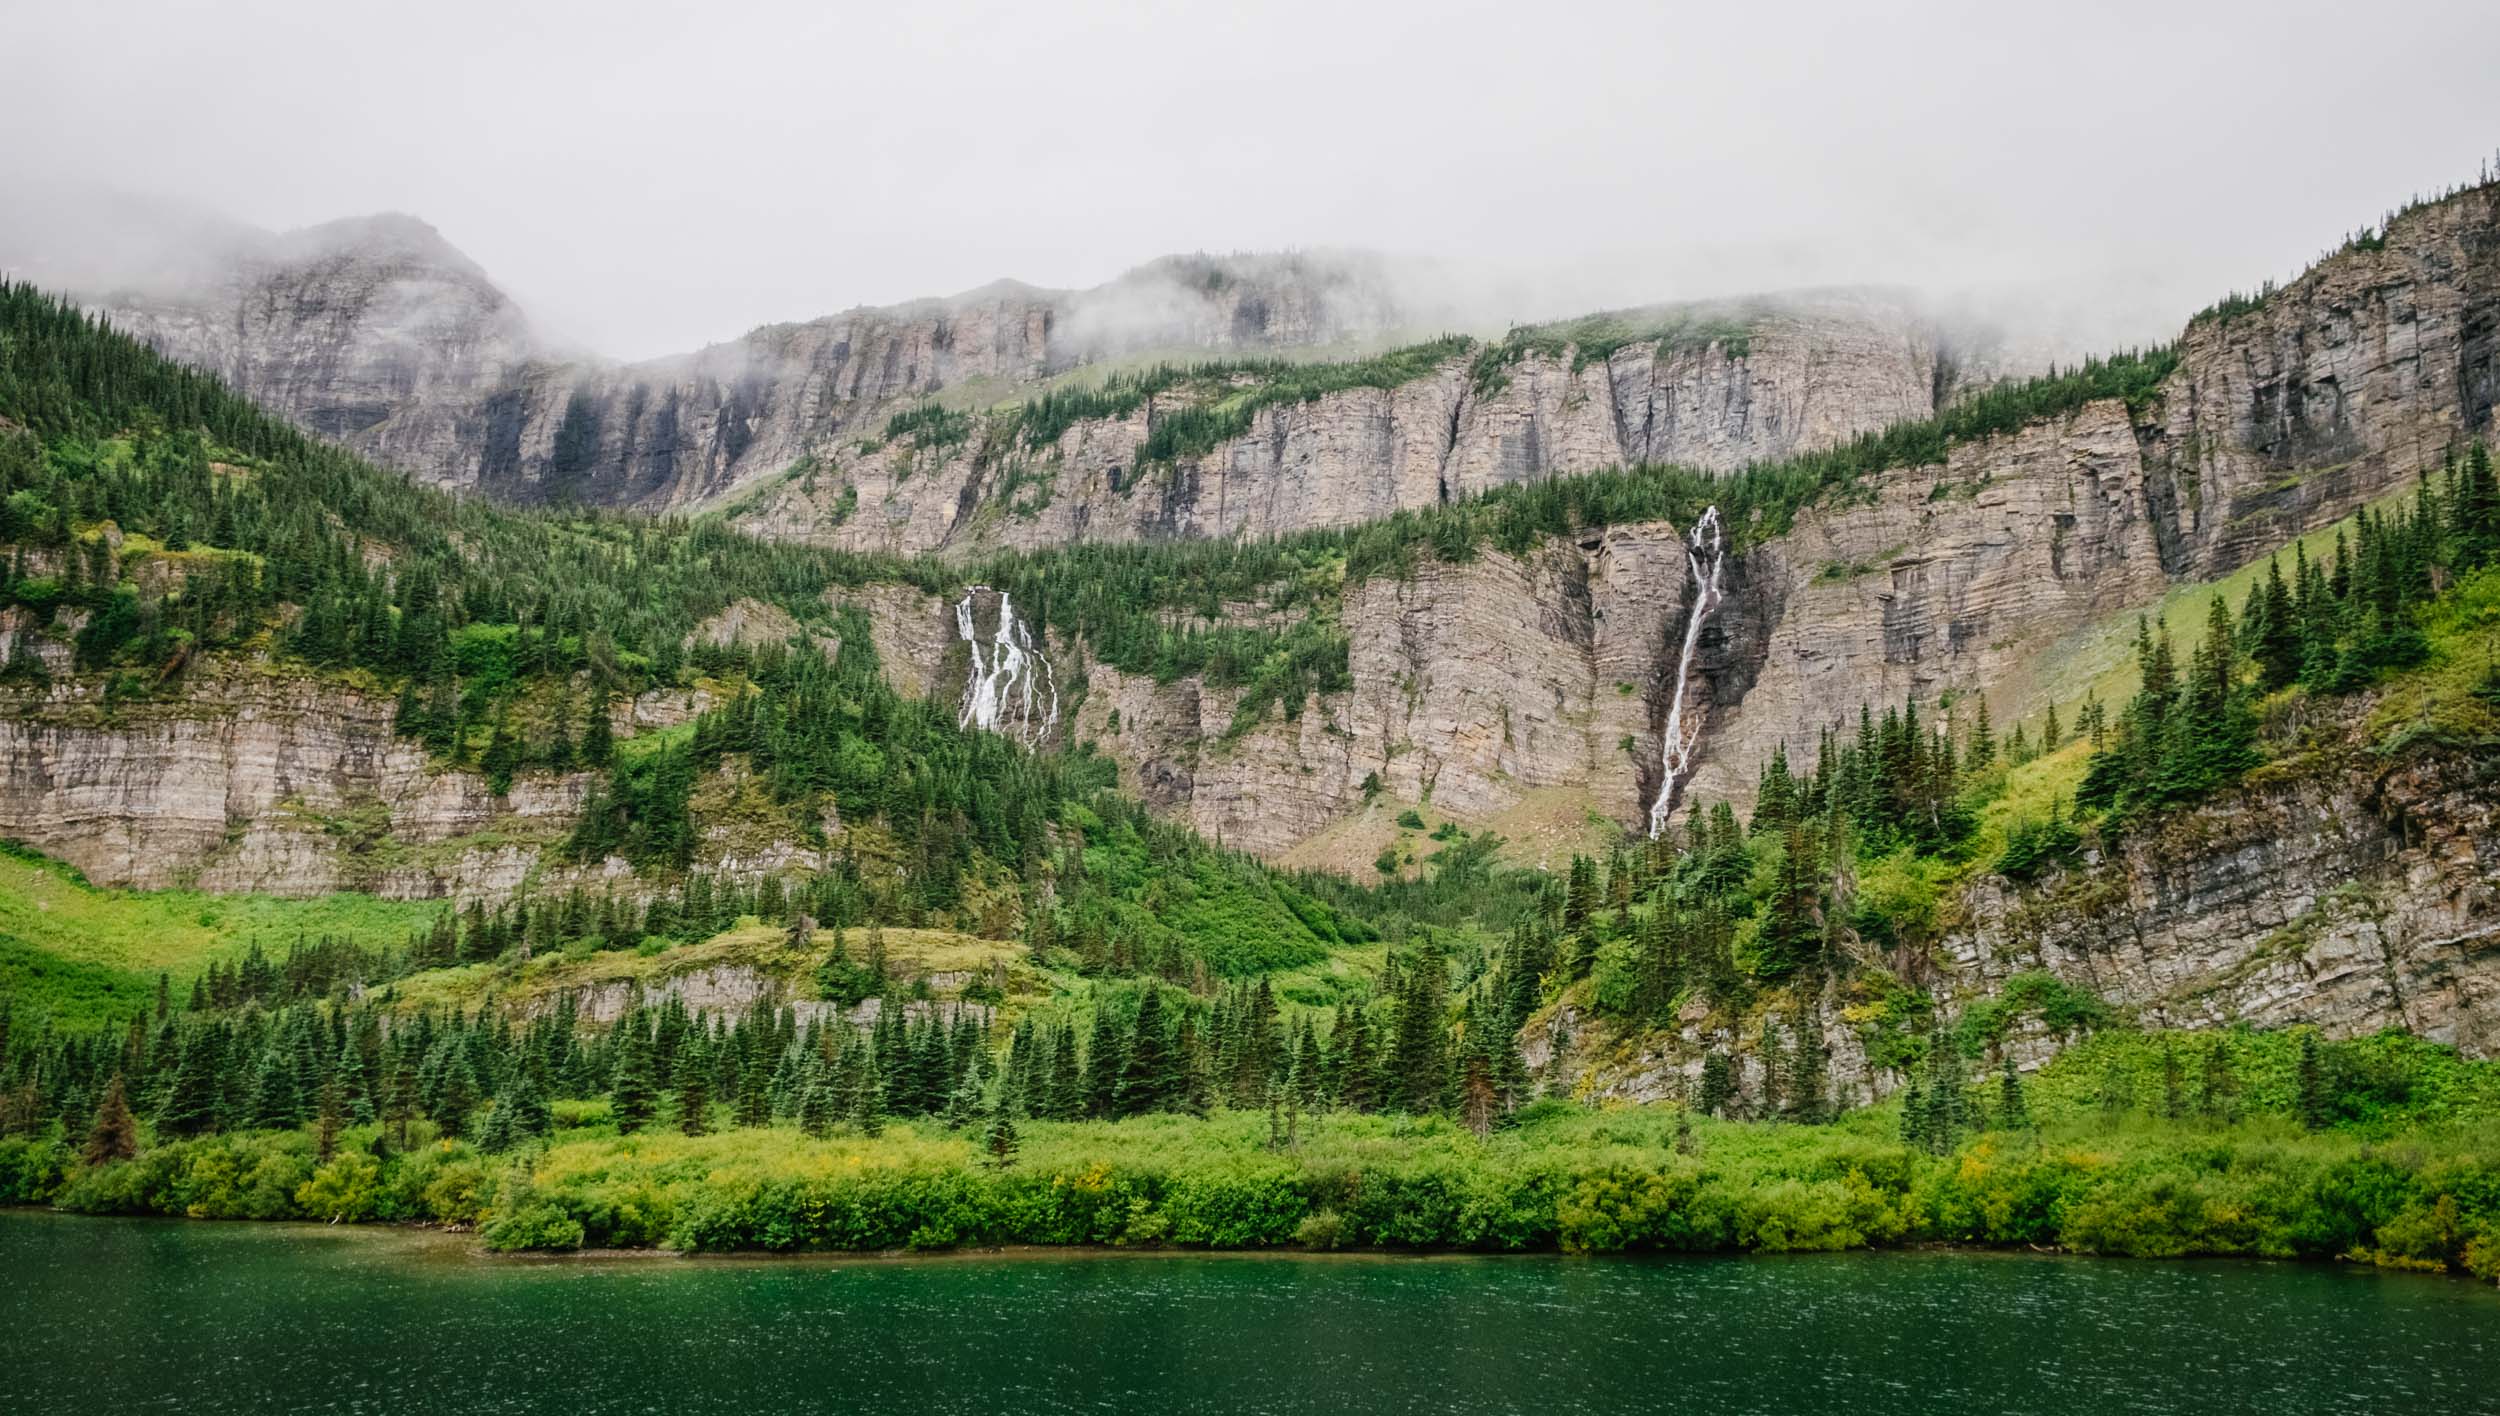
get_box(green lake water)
[2,1210,2494,1414]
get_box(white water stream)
[955,588,1059,746]
[1646,505,1726,838]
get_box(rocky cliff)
[1555,686,2500,1105]
[2140,189,2500,578]
[46,227,1474,512]
[34,208,2029,541]
[733,292,1974,554]
[0,659,788,900]
[827,185,2500,863]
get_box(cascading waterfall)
[955,587,1059,746]
[1646,505,1726,838]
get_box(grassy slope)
[2008,486,2423,738]
[379,920,1034,1016]
[0,845,441,1025]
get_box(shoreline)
[6,1205,2491,1288]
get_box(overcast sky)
[7,0,2496,359]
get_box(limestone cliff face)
[1674,399,2176,812]
[842,521,1691,858]
[1554,694,2500,1112]
[93,216,537,487]
[46,208,1991,542]
[0,662,806,901]
[736,295,1965,555]
[1948,735,2498,1058]
[57,230,1440,509]
[2141,188,2500,578]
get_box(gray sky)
[7,0,2497,359]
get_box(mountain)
[16,204,2067,531]
[0,168,2493,1121]
[18,219,1456,509]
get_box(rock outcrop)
[1949,733,2499,1058]
[30,205,2031,547]
[736,293,1980,555]
[2141,191,2500,578]
[1554,691,2500,1109]
[0,661,801,900]
[46,227,1459,512]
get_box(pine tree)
[983,1106,1020,1167]
[1966,696,1996,771]
[1084,1003,1125,1119]
[315,1079,344,1162]
[2296,1031,2330,1131]
[1116,986,1177,1118]
[796,1072,836,1138]
[1698,1051,1732,1117]
[582,696,615,767]
[1898,1074,1927,1147]
[849,1056,885,1137]
[83,1073,139,1166]
[677,1066,712,1136]
[1783,1003,1827,1124]
[2252,556,2301,689]
[610,1026,659,1134]
[2457,440,2497,569]
[158,1028,224,1138]
[1995,1059,2027,1130]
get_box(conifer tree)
[1995,1058,2027,1130]
[983,1106,1020,1167]
[1698,1051,1732,1117]
[1116,986,1177,1118]
[610,1027,659,1134]
[677,1066,712,1136]
[1784,1003,1827,1124]
[83,1073,138,1166]
[2296,1031,2330,1131]
[849,1056,885,1137]
[2457,440,2497,568]
[315,1079,344,1162]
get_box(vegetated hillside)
[0,281,1382,999]
[0,173,2493,1074]
[1,190,2499,1275]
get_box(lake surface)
[2,1211,2494,1414]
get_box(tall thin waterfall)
[1646,506,1727,838]
[955,588,1059,746]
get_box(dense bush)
[8,1094,2497,1283]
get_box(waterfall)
[1646,506,1726,839]
[954,588,1058,746]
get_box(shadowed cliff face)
[2138,188,2500,578]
